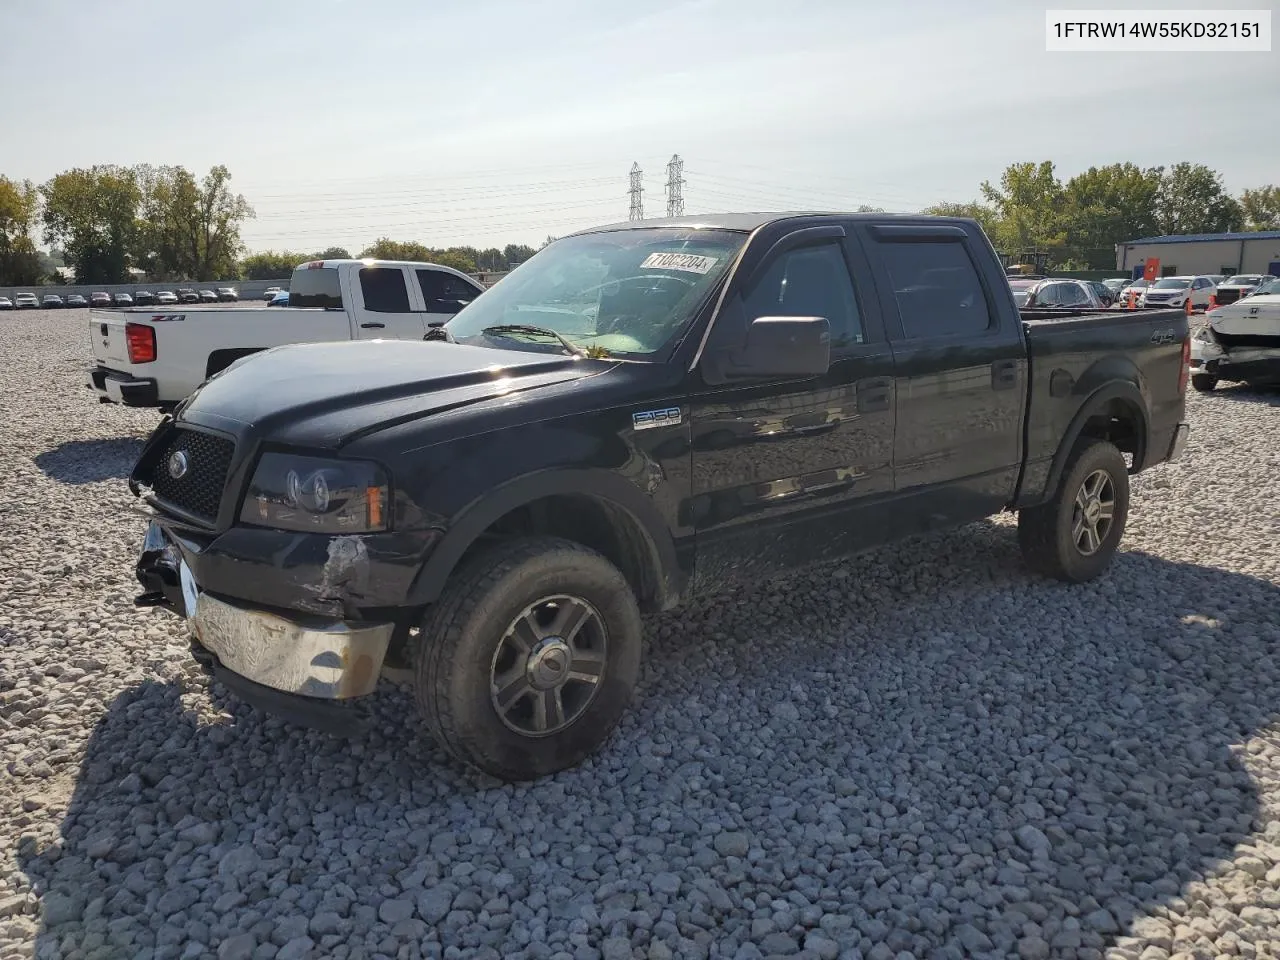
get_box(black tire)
[1191,373,1218,393]
[1018,439,1130,583]
[414,536,642,781]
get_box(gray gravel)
[2,309,1280,960]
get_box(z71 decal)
[632,407,683,430]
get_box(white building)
[1116,231,1280,279]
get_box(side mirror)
[707,315,831,382]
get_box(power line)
[628,162,645,221]
[665,154,685,217]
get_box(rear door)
[351,266,429,340]
[414,267,484,331]
[859,222,1026,527]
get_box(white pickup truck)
[87,258,484,410]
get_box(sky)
[0,0,1273,254]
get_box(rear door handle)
[991,359,1019,390]
[857,377,892,413]
[360,322,385,329]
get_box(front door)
[353,266,429,340]
[858,224,1025,531]
[688,232,897,594]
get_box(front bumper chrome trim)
[190,593,392,700]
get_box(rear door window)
[876,240,992,339]
[289,267,343,308]
[359,267,411,313]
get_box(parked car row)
[1114,273,1277,310]
[1,287,242,309]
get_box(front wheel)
[1018,439,1130,583]
[1191,373,1218,392]
[414,536,642,781]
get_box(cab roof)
[567,211,971,237]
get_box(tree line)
[923,161,1280,270]
[0,164,543,286]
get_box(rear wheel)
[1191,373,1218,393]
[1018,439,1130,583]
[414,536,642,781]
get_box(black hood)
[177,339,606,447]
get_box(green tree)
[1240,185,1280,231]
[980,161,1068,257]
[1061,163,1163,268]
[240,250,308,280]
[358,238,477,273]
[503,243,536,265]
[921,201,1001,240]
[1155,163,1242,235]
[41,165,141,284]
[134,164,253,280]
[312,246,350,260]
[477,247,503,270]
[0,176,43,285]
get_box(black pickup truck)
[129,213,1191,781]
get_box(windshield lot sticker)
[633,407,683,430]
[639,252,718,274]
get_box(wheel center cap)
[527,638,571,690]
[1085,500,1101,523]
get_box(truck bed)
[1016,306,1188,506]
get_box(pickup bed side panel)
[94,307,354,404]
[1015,308,1188,507]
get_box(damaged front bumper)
[136,519,406,733]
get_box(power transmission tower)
[664,154,685,217]
[628,162,644,221]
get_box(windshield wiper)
[480,324,584,357]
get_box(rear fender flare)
[1043,378,1149,502]
[407,468,684,610]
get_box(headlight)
[240,452,389,533]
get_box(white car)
[1141,275,1217,311]
[87,258,484,409]
[1189,277,1280,391]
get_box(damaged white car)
[1190,277,1280,392]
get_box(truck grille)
[148,428,234,524]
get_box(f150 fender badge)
[1150,328,1176,345]
[633,407,682,431]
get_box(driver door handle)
[360,322,385,329]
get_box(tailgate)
[90,310,134,366]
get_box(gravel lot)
[2,309,1279,960]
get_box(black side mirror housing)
[704,315,831,383]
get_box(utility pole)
[664,154,685,217]
[628,162,645,221]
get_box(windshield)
[445,228,747,359]
[1255,278,1280,295]
[1225,275,1263,285]
[1152,278,1191,289]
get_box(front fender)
[405,468,685,610]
